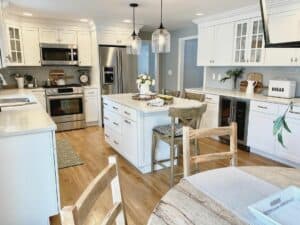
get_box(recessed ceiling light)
[196,13,204,16]
[122,19,132,23]
[80,18,89,22]
[23,12,32,17]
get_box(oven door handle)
[47,94,83,100]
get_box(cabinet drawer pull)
[206,97,212,100]
[113,106,119,110]
[124,111,131,116]
[105,134,110,138]
[291,57,294,63]
[124,119,131,124]
[103,103,108,106]
[257,105,268,110]
[114,140,119,145]
[104,117,109,120]
[113,122,119,126]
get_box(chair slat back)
[183,92,205,102]
[60,156,127,225]
[169,104,207,129]
[183,122,238,177]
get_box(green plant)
[220,68,244,88]
[273,102,292,148]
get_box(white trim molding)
[177,35,198,91]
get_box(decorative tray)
[132,94,156,101]
[248,186,300,225]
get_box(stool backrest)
[169,104,207,130]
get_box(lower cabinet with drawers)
[102,96,172,173]
[248,100,300,166]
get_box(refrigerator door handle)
[118,49,124,93]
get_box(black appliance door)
[48,96,83,117]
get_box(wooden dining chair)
[183,122,238,177]
[60,155,127,225]
[151,104,207,187]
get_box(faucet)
[0,73,7,89]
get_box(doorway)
[177,36,204,90]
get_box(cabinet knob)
[291,57,294,63]
[295,58,298,63]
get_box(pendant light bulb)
[127,3,142,55]
[152,0,171,53]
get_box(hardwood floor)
[51,127,285,225]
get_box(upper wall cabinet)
[78,31,92,66]
[39,28,77,44]
[6,24,24,66]
[233,18,265,65]
[197,22,234,66]
[22,27,41,66]
[264,10,300,66]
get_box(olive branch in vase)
[273,102,293,148]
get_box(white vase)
[16,77,24,89]
[138,83,150,95]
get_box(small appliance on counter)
[268,80,296,99]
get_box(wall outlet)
[212,73,216,80]
[168,69,173,76]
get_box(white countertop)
[103,93,203,113]
[186,87,300,106]
[0,88,56,137]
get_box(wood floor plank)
[51,127,285,225]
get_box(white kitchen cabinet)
[59,30,77,44]
[84,87,99,124]
[5,24,24,66]
[197,23,234,66]
[78,31,92,66]
[98,30,130,46]
[0,131,59,225]
[233,18,265,65]
[39,28,77,44]
[265,10,300,66]
[22,27,41,66]
[122,118,138,165]
[197,25,214,66]
[39,28,59,43]
[201,94,220,129]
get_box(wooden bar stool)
[60,155,127,225]
[183,122,238,177]
[151,104,207,187]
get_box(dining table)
[147,166,300,225]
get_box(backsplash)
[205,67,300,96]
[0,66,89,87]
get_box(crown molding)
[193,0,300,27]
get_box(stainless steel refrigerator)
[99,45,138,95]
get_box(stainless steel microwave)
[40,43,78,66]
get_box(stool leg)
[151,133,157,173]
[170,143,175,187]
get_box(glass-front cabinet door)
[233,19,264,65]
[6,25,24,65]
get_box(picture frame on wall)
[260,0,300,48]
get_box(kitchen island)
[102,94,203,173]
[0,89,60,225]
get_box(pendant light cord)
[160,0,164,29]
[133,6,136,35]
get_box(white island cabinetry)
[102,94,202,173]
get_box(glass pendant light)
[152,0,171,53]
[127,3,142,55]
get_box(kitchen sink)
[0,98,31,104]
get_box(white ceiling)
[5,0,257,30]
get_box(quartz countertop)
[0,88,56,137]
[103,93,203,113]
[186,87,300,106]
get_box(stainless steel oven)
[40,43,78,66]
[46,86,85,131]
